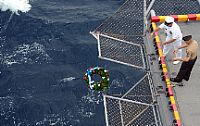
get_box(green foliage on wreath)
[84,67,109,91]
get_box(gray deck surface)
[146,25,174,126]
[158,21,200,126]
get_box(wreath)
[83,67,109,91]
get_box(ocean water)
[0,0,145,125]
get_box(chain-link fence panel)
[103,95,158,126]
[103,72,158,126]
[98,34,145,69]
[95,0,144,36]
[146,0,153,10]
[127,106,157,126]
[98,33,144,45]
[151,0,200,15]
[120,100,148,125]
[104,96,123,126]
[122,74,154,104]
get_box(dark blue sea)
[0,0,145,125]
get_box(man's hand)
[173,58,179,61]
[162,41,167,45]
[150,32,154,38]
[163,39,176,46]
[173,49,178,54]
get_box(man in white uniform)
[152,16,183,65]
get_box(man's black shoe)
[170,78,182,83]
[170,78,176,82]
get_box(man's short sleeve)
[186,50,192,59]
[158,23,165,29]
[172,32,179,39]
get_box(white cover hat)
[165,16,174,23]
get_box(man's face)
[167,23,173,27]
[165,22,173,27]
[185,40,191,44]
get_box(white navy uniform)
[159,22,182,58]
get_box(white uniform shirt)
[159,22,182,40]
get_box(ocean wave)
[81,90,103,105]
[0,42,52,66]
[27,0,123,23]
[0,96,16,125]
[0,96,15,114]
[60,77,76,82]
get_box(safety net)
[104,73,158,126]
[97,33,145,69]
[151,0,200,15]
[146,0,154,10]
[91,0,146,69]
[95,0,144,36]
[103,73,158,126]
[122,74,154,104]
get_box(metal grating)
[95,0,144,36]
[103,95,158,126]
[151,0,200,15]
[103,73,158,126]
[98,34,145,69]
[122,74,154,104]
[120,100,147,126]
[127,106,157,126]
[99,33,144,45]
[146,0,154,10]
[105,97,122,126]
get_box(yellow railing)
[151,21,182,126]
[151,14,200,22]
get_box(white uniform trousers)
[163,37,182,58]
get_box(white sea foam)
[81,90,103,105]
[0,42,52,66]
[0,96,15,117]
[60,77,76,82]
[0,0,31,15]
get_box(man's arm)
[173,43,188,54]
[173,57,190,62]
[163,39,176,45]
[177,43,188,49]
[173,50,191,62]
[154,27,161,33]
[150,23,165,37]
[150,27,161,36]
